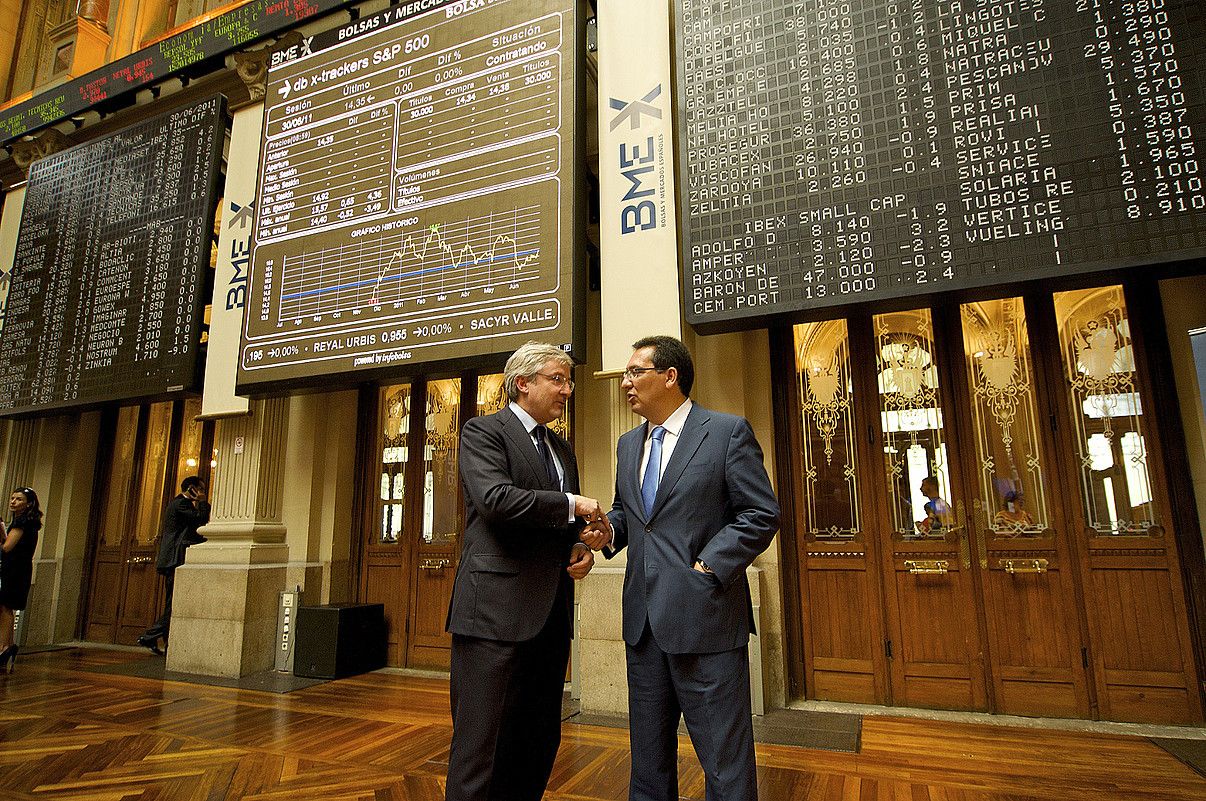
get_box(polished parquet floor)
[0,647,1203,800]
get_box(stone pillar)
[167,397,289,677]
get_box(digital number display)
[676,0,1206,327]
[0,96,225,415]
[0,0,357,146]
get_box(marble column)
[167,397,289,677]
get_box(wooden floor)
[0,648,1203,800]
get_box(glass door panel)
[132,402,173,547]
[99,406,139,548]
[169,397,206,496]
[961,299,1049,537]
[1054,286,1156,536]
[476,371,571,435]
[795,320,861,543]
[875,310,954,541]
[380,384,412,545]
[422,379,462,548]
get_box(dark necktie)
[533,425,559,487]
[641,426,666,517]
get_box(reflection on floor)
[0,646,1203,800]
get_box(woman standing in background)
[0,487,43,673]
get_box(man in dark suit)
[603,335,780,801]
[445,341,607,801]
[137,476,210,654]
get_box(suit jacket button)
[645,524,653,532]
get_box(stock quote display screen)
[0,95,224,416]
[238,0,582,392]
[676,0,1206,327]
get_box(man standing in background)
[138,476,209,654]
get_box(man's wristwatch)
[696,560,713,574]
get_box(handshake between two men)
[566,495,612,579]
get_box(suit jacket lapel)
[650,406,709,516]
[499,408,555,489]
[620,425,646,519]
[547,428,576,493]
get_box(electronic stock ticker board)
[0,96,225,416]
[238,0,582,392]
[677,0,1206,328]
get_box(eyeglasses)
[535,372,575,391]
[621,366,665,381]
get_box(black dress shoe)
[137,634,163,655]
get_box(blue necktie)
[533,425,559,487]
[641,426,666,517]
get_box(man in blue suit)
[603,335,780,801]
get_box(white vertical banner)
[597,0,681,373]
[0,186,27,336]
[202,104,263,418]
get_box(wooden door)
[785,285,1202,723]
[361,382,416,667]
[1046,284,1203,724]
[406,377,464,669]
[948,298,1093,719]
[84,405,142,642]
[359,371,573,669]
[786,318,889,703]
[115,401,175,643]
[84,399,208,644]
[870,307,991,712]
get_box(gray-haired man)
[444,341,609,801]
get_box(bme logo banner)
[610,85,669,235]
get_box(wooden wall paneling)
[805,559,879,703]
[82,559,121,642]
[1124,278,1206,717]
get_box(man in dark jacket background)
[137,476,209,654]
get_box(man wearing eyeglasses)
[603,335,780,801]
[445,341,609,801]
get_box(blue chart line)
[276,205,545,322]
[282,249,540,301]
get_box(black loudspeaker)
[293,603,387,679]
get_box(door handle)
[1001,558,1048,574]
[419,558,450,571]
[904,559,949,575]
[125,555,153,565]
